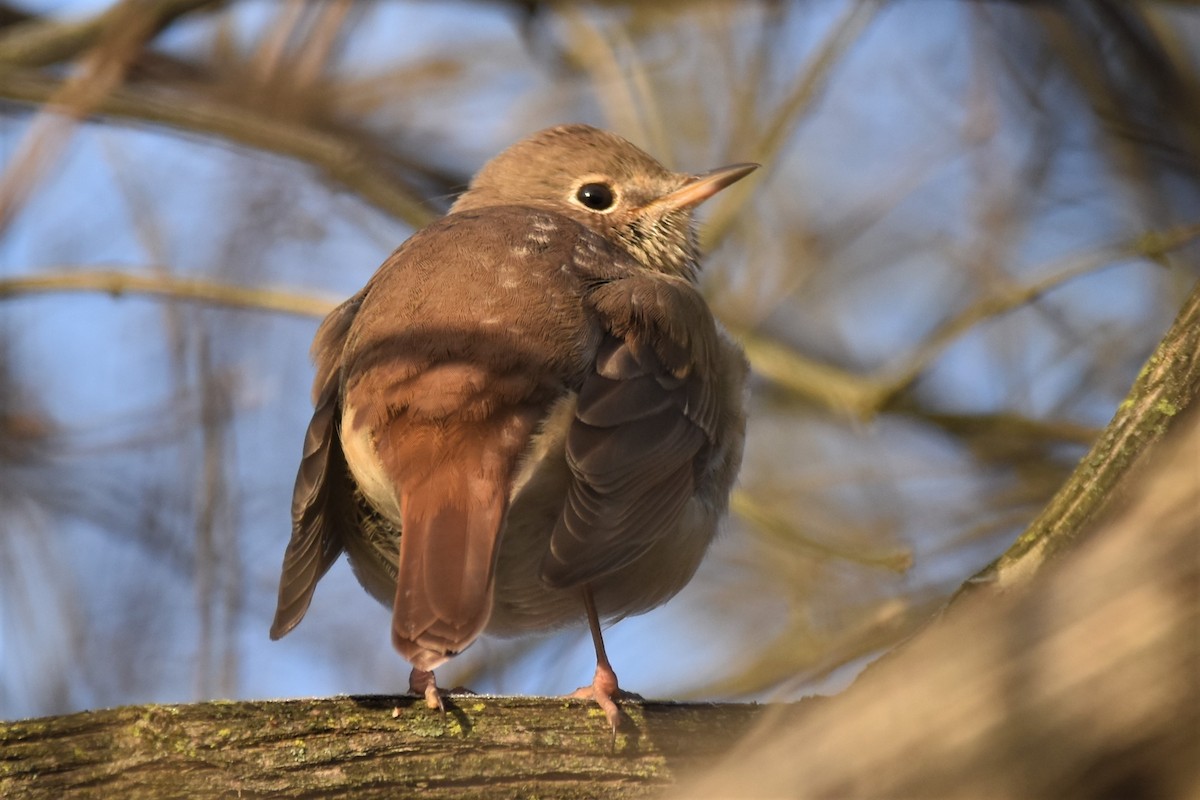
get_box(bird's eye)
[576,182,616,211]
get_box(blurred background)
[1,0,1198,721]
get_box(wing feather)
[541,273,722,588]
[269,295,363,639]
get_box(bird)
[269,123,755,731]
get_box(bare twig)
[0,0,222,67]
[734,326,889,419]
[702,0,889,249]
[882,220,1200,402]
[731,489,912,572]
[735,221,1200,420]
[0,0,168,232]
[557,7,658,157]
[0,268,336,317]
[0,70,437,228]
[292,0,357,90]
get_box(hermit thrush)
[270,124,755,730]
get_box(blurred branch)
[915,411,1090,520]
[192,334,240,700]
[242,0,361,98]
[740,220,1200,420]
[730,489,912,572]
[290,0,356,91]
[751,0,884,160]
[696,591,941,701]
[0,0,172,232]
[922,410,1098,447]
[702,0,887,250]
[0,268,336,317]
[735,327,889,419]
[887,221,1200,401]
[964,276,1200,594]
[0,71,437,228]
[1031,2,1200,222]
[0,0,223,67]
[558,7,660,158]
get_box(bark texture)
[1,695,768,799]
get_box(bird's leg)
[569,584,625,732]
[408,667,444,711]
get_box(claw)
[570,660,623,733]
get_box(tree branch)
[0,71,437,229]
[0,268,336,317]
[679,395,1200,798]
[0,696,768,799]
[0,0,224,67]
[736,221,1200,420]
[963,276,1200,593]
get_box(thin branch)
[730,488,913,572]
[882,220,1200,401]
[291,0,357,90]
[736,221,1200,420]
[702,0,889,250]
[0,268,336,317]
[734,326,889,419]
[0,70,437,229]
[558,7,656,157]
[0,0,171,232]
[0,0,223,67]
[917,410,1099,449]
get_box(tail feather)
[392,483,505,671]
[377,412,538,672]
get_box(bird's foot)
[408,667,444,711]
[569,661,641,733]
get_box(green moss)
[171,737,199,758]
[406,713,454,738]
[1155,398,1179,417]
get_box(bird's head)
[451,124,757,280]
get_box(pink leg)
[568,585,625,732]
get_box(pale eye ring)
[575,182,616,211]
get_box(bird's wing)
[269,293,363,640]
[542,272,721,588]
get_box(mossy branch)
[962,277,1200,594]
[0,696,769,799]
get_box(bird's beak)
[652,163,759,212]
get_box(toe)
[597,694,621,733]
[424,683,444,711]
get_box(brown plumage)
[270,124,755,728]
